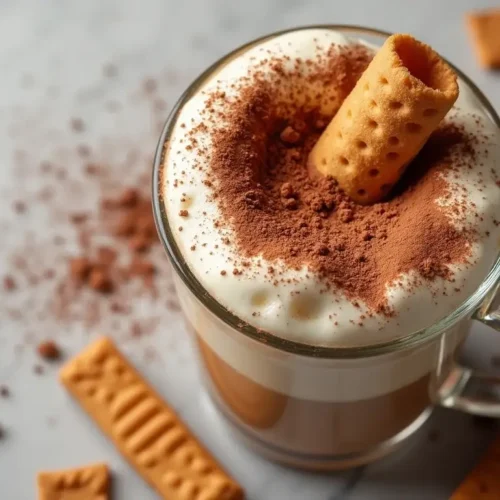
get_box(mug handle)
[438,279,500,417]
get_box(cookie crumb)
[37,341,62,361]
[88,268,113,293]
[33,364,45,375]
[280,126,301,144]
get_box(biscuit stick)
[60,337,244,500]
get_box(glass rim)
[152,24,500,359]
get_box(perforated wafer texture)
[60,338,243,500]
[309,33,459,204]
[37,463,109,500]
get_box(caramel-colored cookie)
[37,462,109,500]
[450,435,500,499]
[466,10,500,69]
[60,337,244,500]
[309,34,458,204]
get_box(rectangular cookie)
[466,9,500,69]
[37,462,109,500]
[60,337,244,500]
[450,435,500,499]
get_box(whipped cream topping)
[161,28,500,348]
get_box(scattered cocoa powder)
[1,64,180,372]
[129,257,155,278]
[114,212,136,236]
[63,186,159,299]
[84,162,99,175]
[69,257,92,282]
[103,63,118,78]
[178,43,491,315]
[77,144,92,158]
[130,321,142,338]
[33,364,44,375]
[70,118,85,132]
[12,200,26,214]
[118,187,139,208]
[3,275,16,291]
[0,385,10,398]
[110,300,130,314]
[129,234,149,253]
[107,189,157,250]
[88,268,113,293]
[96,246,117,266]
[418,258,451,280]
[37,340,62,361]
[70,212,89,224]
[143,78,158,94]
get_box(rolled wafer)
[309,33,459,204]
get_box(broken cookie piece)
[466,9,500,69]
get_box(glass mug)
[153,26,500,470]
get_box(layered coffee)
[159,28,500,467]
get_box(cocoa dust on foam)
[181,43,500,323]
[0,65,186,376]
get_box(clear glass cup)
[153,25,500,470]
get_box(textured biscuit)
[450,435,500,499]
[309,33,458,204]
[37,462,109,500]
[466,10,500,69]
[60,337,244,500]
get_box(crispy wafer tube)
[308,33,459,204]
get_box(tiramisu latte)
[155,27,500,469]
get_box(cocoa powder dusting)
[37,340,62,361]
[180,43,494,315]
[1,66,182,363]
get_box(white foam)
[162,28,500,348]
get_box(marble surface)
[0,1,499,499]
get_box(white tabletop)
[0,1,499,499]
